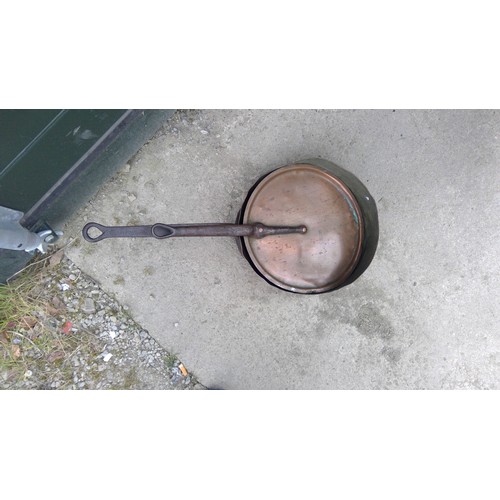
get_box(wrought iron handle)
[82,222,307,242]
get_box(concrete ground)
[64,110,500,389]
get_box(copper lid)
[242,164,364,293]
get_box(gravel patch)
[0,250,205,390]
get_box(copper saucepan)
[82,158,379,294]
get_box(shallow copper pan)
[237,158,379,294]
[83,158,378,294]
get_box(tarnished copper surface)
[242,164,364,293]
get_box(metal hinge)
[0,206,63,254]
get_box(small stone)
[109,331,117,340]
[103,353,113,362]
[59,283,70,291]
[122,164,131,173]
[110,316,117,323]
[49,250,64,268]
[200,130,208,135]
[139,330,148,339]
[69,274,76,281]
[98,365,106,372]
[78,382,85,388]
[127,193,137,202]
[174,322,179,328]
[81,298,95,314]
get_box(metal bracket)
[0,206,63,254]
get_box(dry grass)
[0,255,100,388]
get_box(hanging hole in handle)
[82,223,106,242]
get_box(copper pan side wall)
[239,159,379,294]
